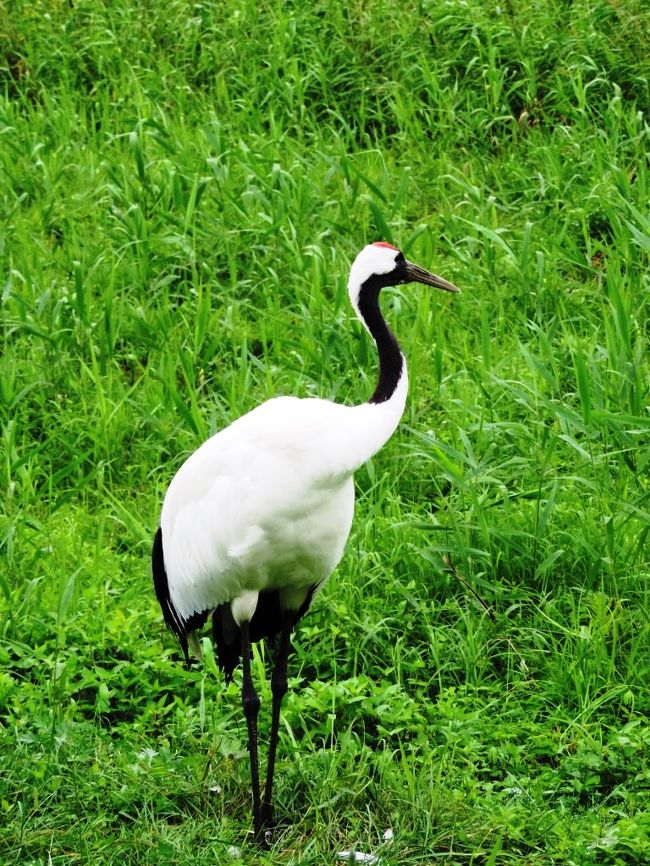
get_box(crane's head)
[348,242,460,312]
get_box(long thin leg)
[260,614,292,830]
[240,621,262,840]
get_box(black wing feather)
[152,527,196,665]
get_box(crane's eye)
[395,251,405,265]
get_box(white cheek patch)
[347,243,401,327]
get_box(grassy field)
[1,0,649,863]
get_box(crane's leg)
[240,621,263,840]
[260,613,292,832]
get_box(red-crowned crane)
[152,242,460,843]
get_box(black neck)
[357,275,404,404]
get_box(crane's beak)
[404,261,461,293]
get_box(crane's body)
[152,242,459,844]
[157,374,408,648]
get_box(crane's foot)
[253,817,272,849]
[253,804,281,848]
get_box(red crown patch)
[372,241,398,250]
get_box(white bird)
[152,241,460,842]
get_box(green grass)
[1,0,649,863]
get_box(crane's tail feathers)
[152,527,201,666]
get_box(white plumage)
[152,241,460,843]
[161,378,407,625]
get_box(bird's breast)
[239,478,356,590]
